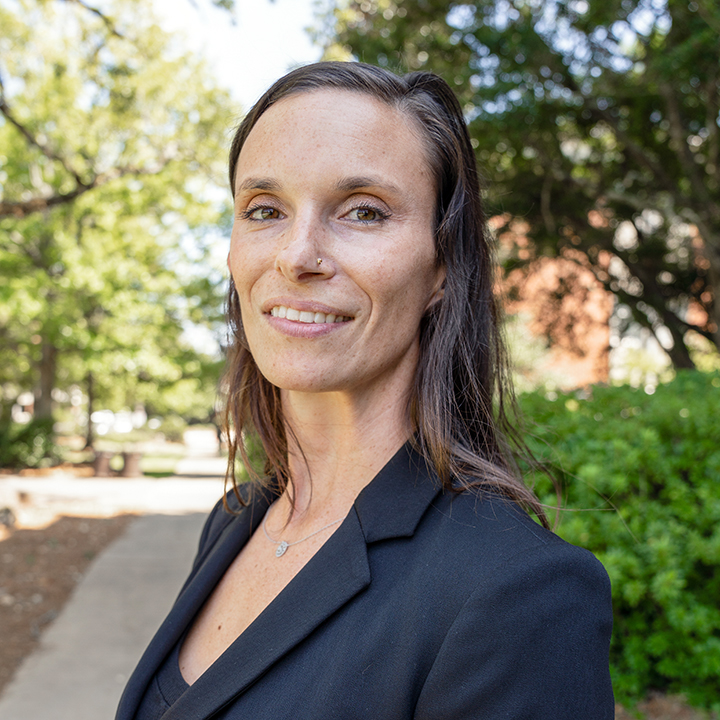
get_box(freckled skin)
[228,89,445,402]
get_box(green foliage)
[0,0,237,428]
[158,415,188,444]
[326,0,720,368]
[520,371,720,708]
[0,419,61,468]
[233,429,268,484]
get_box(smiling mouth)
[269,306,353,324]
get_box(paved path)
[0,429,229,719]
[0,428,228,523]
[0,514,207,720]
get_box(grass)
[139,454,181,478]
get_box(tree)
[324,0,720,369]
[0,0,237,435]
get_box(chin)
[257,366,344,395]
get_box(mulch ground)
[617,694,716,719]
[0,514,135,694]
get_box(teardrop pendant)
[275,541,289,558]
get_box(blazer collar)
[354,440,441,543]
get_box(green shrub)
[0,419,61,469]
[520,371,720,709]
[232,430,267,485]
[158,415,187,444]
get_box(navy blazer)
[116,444,614,719]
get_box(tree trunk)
[665,335,696,370]
[35,340,57,420]
[707,247,720,353]
[84,371,95,449]
[658,313,696,370]
[622,292,697,370]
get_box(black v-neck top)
[134,633,190,720]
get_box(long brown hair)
[223,61,549,527]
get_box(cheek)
[373,243,439,314]
[227,235,242,281]
[228,252,263,340]
[228,238,260,296]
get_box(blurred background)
[1,0,719,717]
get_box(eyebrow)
[334,176,401,194]
[236,177,282,192]
[235,175,402,195]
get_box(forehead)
[235,89,434,189]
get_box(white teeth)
[270,306,350,324]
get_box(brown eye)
[355,208,378,221]
[347,206,388,223]
[245,206,281,220]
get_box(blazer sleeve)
[414,540,614,719]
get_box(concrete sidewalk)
[0,458,227,522]
[0,513,208,720]
[0,430,229,719]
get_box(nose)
[274,215,334,283]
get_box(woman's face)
[228,89,444,398]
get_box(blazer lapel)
[119,442,442,720]
[164,506,371,720]
[165,442,441,720]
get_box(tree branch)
[706,69,719,183]
[0,188,89,218]
[60,0,124,38]
[540,171,556,235]
[659,81,720,222]
[0,98,89,188]
[0,163,171,219]
[695,0,720,35]
[543,57,680,199]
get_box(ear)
[425,266,446,312]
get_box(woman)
[116,62,614,720]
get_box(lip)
[267,315,350,338]
[261,297,354,317]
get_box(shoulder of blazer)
[194,493,240,560]
[180,484,271,591]
[420,486,611,595]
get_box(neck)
[272,376,414,528]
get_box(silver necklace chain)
[262,511,344,558]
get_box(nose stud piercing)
[316,258,323,266]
